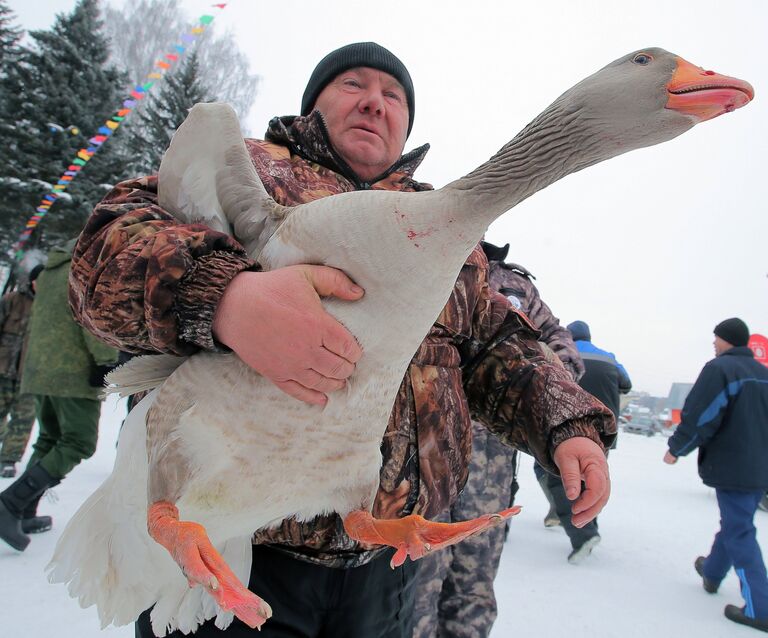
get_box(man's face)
[713,335,732,356]
[313,67,409,182]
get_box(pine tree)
[0,0,22,162]
[126,51,212,174]
[0,0,22,70]
[0,1,24,284]
[0,1,32,268]
[0,0,129,262]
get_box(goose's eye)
[633,53,652,65]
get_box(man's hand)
[553,436,610,528]
[663,450,678,465]
[212,265,364,405]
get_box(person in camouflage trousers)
[412,241,584,638]
[0,264,44,478]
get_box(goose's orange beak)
[666,57,754,122]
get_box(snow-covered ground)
[1,395,765,637]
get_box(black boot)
[694,556,719,593]
[724,605,768,632]
[0,463,57,551]
[21,492,54,534]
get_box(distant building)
[667,383,694,409]
[666,382,694,425]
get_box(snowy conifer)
[0,0,128,260]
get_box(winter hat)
[28,264,45,283]
[301,42,415,136]
[567,320,591,342]
[713,317,750,347]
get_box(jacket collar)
[719,346,755,358]
[265,112,430,190]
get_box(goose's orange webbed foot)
[343,506,522,568]
[148,501,273,630]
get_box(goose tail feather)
[46,392,174,629]
[104,354,187,398]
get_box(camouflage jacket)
[0,286,34,379]
[481,242,585,381]
[69,112,615,568]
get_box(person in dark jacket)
[567,320,632,419]
[412,242,585,638]
[533,319,632,564]
[664,317,768,633]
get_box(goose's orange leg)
[343,506,522,568]
[148,501,272,630]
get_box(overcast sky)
[8,0,768,396]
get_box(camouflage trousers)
[0,376,36,463]
[412,422,518,638]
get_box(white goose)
[48,48,752,636]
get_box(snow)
[1,395,765,637]
[492,437,768,638]
[29,179,54,190]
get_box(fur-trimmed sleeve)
[69,176,256,355]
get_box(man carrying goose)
[61,41,752,637]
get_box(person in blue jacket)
[567,320,632,419]
[534,320,631,563]
[664,317,768,633]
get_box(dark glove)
[89,364,117,388]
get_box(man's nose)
[358,90,384,116]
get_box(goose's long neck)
[447,97,603,219]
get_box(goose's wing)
[158,102,290,259]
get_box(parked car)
[623,413,661,437]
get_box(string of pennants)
[11,3,229,259]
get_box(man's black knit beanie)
[713,317,750,347]
[301,42,415,136]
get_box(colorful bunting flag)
[10,3,230,258]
